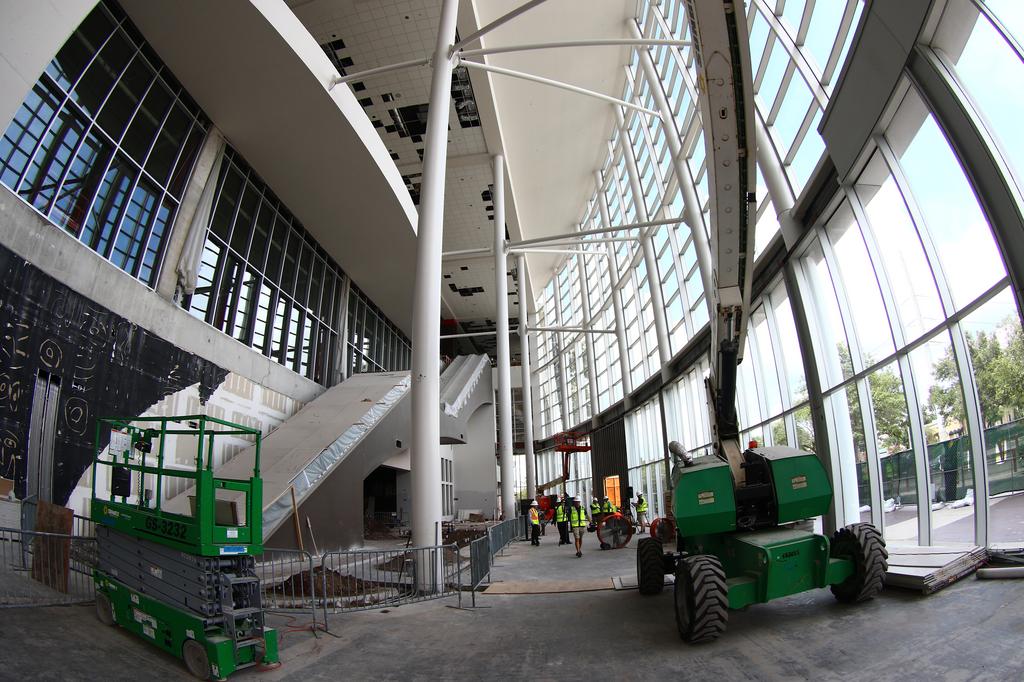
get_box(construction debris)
[885,545,987,594]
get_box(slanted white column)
[634,33,714,320]
[595,171,633,401]
[411,0,459,562]
[615,107,672,378]
[517,253,537,503]
[577,252,600,419]
[494,154,516,519]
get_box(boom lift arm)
[637,5,887,645]
[686,0,757,485]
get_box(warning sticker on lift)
[219,546,246,555]
[697,491,716,506]
[133,608,157,629]
[791,475,808,490]
[109,429,132,456]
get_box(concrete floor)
[2,530,1023,681]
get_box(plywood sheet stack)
[884,545,987,594]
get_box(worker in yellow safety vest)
[569,497,588,557]
[634,493,649,532]
[601,496,618,515]
[590,497,602,526]
[555,494,570,546]
[529,500,541,546]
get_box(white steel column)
[494,154,516,519]
[616,107,673,378]
[577,252,600,421]
[596,170,633,400]
[634,33,714,318]
[411,0,458,560]
[754,115,802,247]
[517,254,537,502]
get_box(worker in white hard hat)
[555,492,570,546]
[528,499,541,546]
[634,493,649,533]
[569,497,588,557]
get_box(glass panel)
[72,28,135,117]
[0,81,63,188]
[252,282,273,353]
[869,362,917,543]
[887,86,1006,309]
[97,56,153,139]
[146,103,192,185]
[855,151,943,344]
[795,405,814,451]
[232,268,258,343]
[828,383,873,524]
[805,0,845,73]
[800,237,851,388]
[122,77,173,164]
[49,129,112,235]
[769,417,788,446]
[138,197,172,286]
[110,178,159,275]
[188,238,220,321]
[168,123,203,199]
[271,296,288,363]
[212,253,239,333]
[934,2,1024,194]
[960,287,1024,545]
[209,163,242,241]
[749,306,783,417]
[19,108,86,212]
[230,182,260,258]
[249,199,273,272]
[826,199,894,367]
[46,8,116,91]
[771,285,807,404]
[911,331,974,544]
[82,153,135,256]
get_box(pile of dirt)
[272,566,381,597]
[443,527,486,548]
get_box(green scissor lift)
[91,415,279,679]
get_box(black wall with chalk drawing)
[0,244,227,505]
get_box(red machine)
[536,432,591,499]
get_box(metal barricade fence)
[469,536,491,589]
[0,527,97,608]
[256,548,319,630]
[319,544,461,617]
[467,535,491,607]
[487,516,523,560]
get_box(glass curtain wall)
[185,146,410,385]
[346,284,411,375]
[0,0,208,287]
[531,0,1024,547]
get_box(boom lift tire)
[182,640,212,681]
[95,592,115,626]
[829,523,888,603]
[637,537,666,595]
[674,554,728,643]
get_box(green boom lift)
[635,0,887,642]
[90,415,280,679]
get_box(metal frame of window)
[1,0,207,287]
